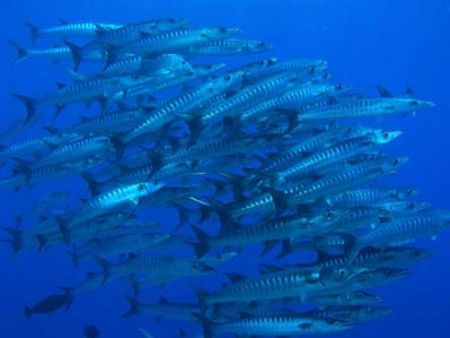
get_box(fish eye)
[138,183,146,191]
[299,322,312,330]
[338,269,346,277]
[383,132,390,139]
[218,27,227,33]
[410,100,418,106]
[392,158,400,165]
[224,74,231,81]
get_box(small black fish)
[84,325,100,338]
[24,288,73,319]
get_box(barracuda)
[185,39,272,56]
[33,135,116,169]
[326,187,419,208]
[243,59,328,82]
[192,210,347,257]
[121,27,241,55]
[305,305,392,323]
[200,71,300,125]
[348,211,450,262]
[67,181,164,227]
[298,97,435,121]
[25,21,121,43]
[124,71,243,144]
[276,157,407,205]
[204,315,352,337]
[96,18,190,47]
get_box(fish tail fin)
[81,172,102,196]
[24,306,32,319]
[0,227,22,253]
[122,294,140,318]
[58,286,75,310]
[201,319,214,338]
[194,287,209,318]
[24,22,40,44]
[95,256,111,284]
[68,247,79,270]
[346,241,362,266]
[190,225,211,258]
[63,41,82,71]
[36,234,48,251]
[7,40,30,65]
[12,94,37,124]
[56,217,71,244]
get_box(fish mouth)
[324,318,353,330]
[388,130,403,140]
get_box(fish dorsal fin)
[128,252,138,259]
[316,250,333,262]
[261,264,284,273]
[79,115,90,123]
[376,85,393,98]
[406,86,416,97]
[226,272,246,283]
[94,23,112,36]
[139,31,153,39]
[42,125,60,135]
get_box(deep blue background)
[1,0,450,337]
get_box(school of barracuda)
[1,17,446,338]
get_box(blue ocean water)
[0,1,449,337]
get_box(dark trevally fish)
[25,21,121,43]
[24,288,73,318]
